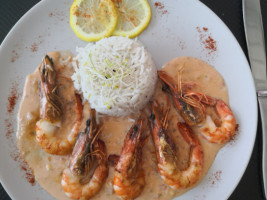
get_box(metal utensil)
[243,0,267,198]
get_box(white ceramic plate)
[0,0,257,199]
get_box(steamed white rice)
[72,36,157,116]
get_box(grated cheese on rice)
[72,36,157,116]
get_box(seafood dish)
[17,36,237,200]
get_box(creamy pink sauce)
[17,55,229,200]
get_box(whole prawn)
[61,109,108,199]
[113,119,146,200]
[36,55,83,155]
[150,100,203,189]
[158,68,236,144]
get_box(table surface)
[0,0,265,199]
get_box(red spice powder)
[30,42,38,52]
[7,82,19,114]
[6,81,19,142]
[16,153,35,185]
[203,27,208,32]
[162,10,168,15]
[196,27,202,36]
[155,2,164,9]
[5,81,34,185]
[214,170,222,181]
[209,170,222,185]
[9,148,35,185]
[154,1,168,16]
[5,118,13,140]
[21,161,35,185]
[7,125,35,185]
[178,40,185,50]
[196,26,217,54]
[10,150,19,162]
[10,50,19,63]
[205,36,217,51]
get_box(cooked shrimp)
[36,55,83,155]
[61,109,108,199]
[158,70,236,144]
[178,90,236,143]
[199,100,236,144]
[158,70,205,126]
[150,101,203,189]
[113,119,145,200]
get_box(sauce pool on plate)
[17,54,231,200]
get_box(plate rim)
[0,0,258,199]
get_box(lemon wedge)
[70,0,118,42]
[112,0,152,38]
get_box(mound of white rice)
[72,36,157,116]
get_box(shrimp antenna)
[90,125,103,157]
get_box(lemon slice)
[112,0,151,38]
[70,0,118,42]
